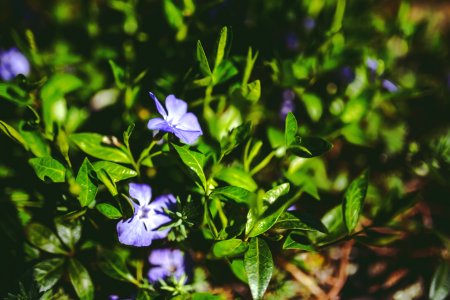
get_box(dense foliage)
[1,0,450,299]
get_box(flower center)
[137,206,152,219]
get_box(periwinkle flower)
[382,79,399,93]
[303,17,316,31]
[117,183,175,247]
[285,32,300,51]
[0,48,30,81]
[340,66,355,85]
[280,89,296,120]
[366,58,378,72]
[148,248,186,283]
[147,92,203,145]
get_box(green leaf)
[214,26,228,70]
[26,223,68,254]
[0,120,28,149]
[96,203,122,219]
[215,167,257,192]
[230,259,248,283]
[283,232,315,251]
[220,122,252,158]
[213,239,248,258]
[284,112,297,146]
[98,249,136,283]
[33,258,65,292]
[342,171,369,233]
[173,144,207,191]
[29,157,66,183]
[191,292,225,300]
[242,47,258,86]
[329,0,346,34]
[55,218,82,250]
[196,40,211,76]
[68,258,94,300]
[262,183,290,206]
[301,93,323,122]
[240,80,261,102]
[92,161,137,182]
[244,237,273,300]
[108,60,126,89]
[272,212,328,233]
[211,186,256,206]
[70,133,130,164]
[76,158,98,207]
[214,60,238,84]
[164,0,183,29]
[0,82,31,105]
[96,168,118,196]
[19,123,50,157]
[429,262,450,300]
[288,136,333,158]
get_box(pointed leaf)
[215,167,257,192]
[76,158,98,207]
[429,262,450,300]
[33,258,65,292]
[68,258,94,300]
[55,218,82,250]
[284,112,297,146]
[196,40,211,76]
[29,157,66,183]
[92,161,137,182]
[173,144,207,191]
[288,136,332,158]
[96,203,122,219]
[214,26,228,69]
[26,223,68,254]
[343,171,369,233]
[70,133,130,164]
[213,239,248,258]
[283,232,316,251]
[244,237,273,300]
[211,186,256,206]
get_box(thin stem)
[136,139,157,167]
[316,229,364,250]
[250,151,275,175]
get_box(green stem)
[250,151,275,175]
[316,229,364,250]
[136,139,157,168]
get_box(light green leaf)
[230,259,248,283]
[215,167,257,192]
[75,158,98,207]
[342,171,368,233]
[197,40,211,76]
[173,144,207,191]
[213,239,248,258]
[429,262,450,300]
[164,0,183,29]
[29,157,66,183]
[301,93,323,122]
[96,168,118,196]
[329,0,346,34]
[96,203,122,219]
[211,186,256,206]
[108,60,126,89]
[33,258,65,292]
[263,183,290,206]
[214,26,228,70]
[285,112,297,146]
[0,120,28,149]
[26,223,68,254]
[283,232,315,251]
[0,82,31,105]
[244,237,273,300]
[19,122,50,157]
[241,80,261,103]
[288,136,333,158]
[92,161,137,182]
[68,258,94,300]
[55,218,82,250]
[242,47,258,86]
[70,133,130,164]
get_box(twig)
[327,240,354,299]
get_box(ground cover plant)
[1,0,450,299]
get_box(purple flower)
[280,89,296,120]
[366,58,378,72]
[148,248,186,283]
[382,79,399,93]
[147,92,202,145]
[117,183,175,247]
[285,32,300,51]
[303,17,316,31]
[340,66,355,85]
[0,48,30,81]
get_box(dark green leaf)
[244,237,273,300]
[283,232,316,251]
[196,40,211,76]
[0,82,31,105]
[220,122,252,157]
[343,171,369,233]
[29,157,66,183]
[213,239,248,258]
[33,258,65,292]
[108,60,126,89]
[288,136,333,158]
[26,223,68,254]
[285,112,297,146]
[68,258,94,300]
[272,212,328,233]
[96,203,122,219]
[75,158,98,207]
[211,186,256,206]
[92,161,137,182]
[0,120,28,149]
[98,249,136,282]
[70,133,130,164]
[230,259,248,283]
[429,262,450,300]
[173,144,207,191]
[55,218,82,250]
[215,167,257,192]
[214,26,228,70]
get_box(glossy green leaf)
[284,112,297,146]
[230,259,248,283]
[92,161,137,182]
[26,223,68,254]
[213,239,248,258]
[96,203,122,219]
[33,258,65,292]
[196,40,211,76]
[98,249,136,283]
[173,144,207,191]
[272,212,328,233]
[68,258,94,300]
[211,186,256,206]
[283,232,316,251]
[0,120,28,149]
[288,136,333,158]
[55,218,82,250]
[76,158,98,207]
[263,183,290,206]
[429,262,450,300]
[96,168,118,196]
[215,167,257,192]
[70,133,130,164]
[343,171,368,233]
[244,237,273,300]
[29,157,66,183]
